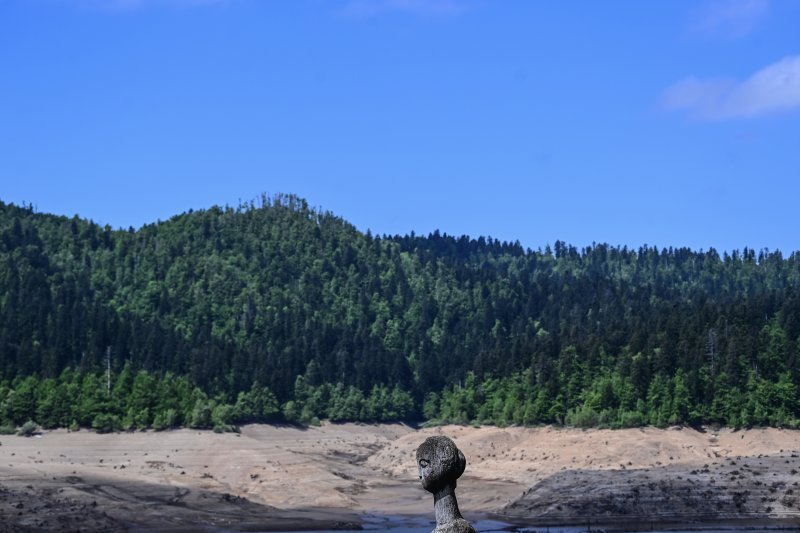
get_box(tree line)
[1,195,799,430]
[0,365,413,433]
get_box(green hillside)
[1,195,799,431]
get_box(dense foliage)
[1,195,799,430]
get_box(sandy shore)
[1,423,799,531]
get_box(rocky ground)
[0,424,798,531]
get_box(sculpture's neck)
[433,484,463,526]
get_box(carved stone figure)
[416,436,476,533]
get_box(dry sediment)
[502,457,800,524]
[0,424,798,531]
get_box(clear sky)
[1,0,799,253]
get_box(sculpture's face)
[417,452,445,492]
[416,436,465,493]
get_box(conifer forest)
[1,195,799,432]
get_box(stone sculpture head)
[416,435,466,493]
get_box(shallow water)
[517,525,800,533]
[295,513,800,533]
[359,515,517,531]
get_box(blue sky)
[1,0,799,253]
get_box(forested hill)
[2,195,800,432]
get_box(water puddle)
[359,514,525,531]
[303,514,800,533]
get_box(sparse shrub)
[152,409,178,431]
[0,425,16,435]
[133,408,151,430]
[597,409,616,428]
[18,420,39,437]
[618,410,645,428]
[91,413,121,434]
[120,408,135,431]
[566,404,599,428]
[422,392,440,420]
[68,419,80,432]
[211,403,234,427]
[281,401,299,423]
[189,399,213,429]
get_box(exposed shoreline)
[0,424,798,531]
